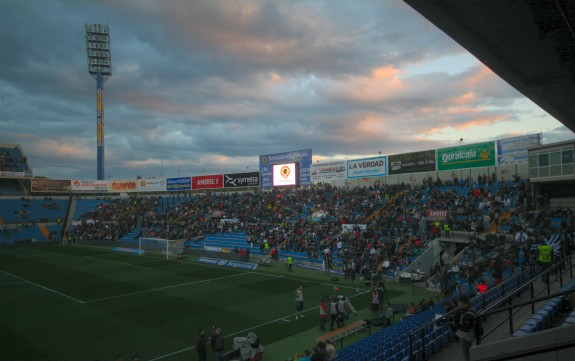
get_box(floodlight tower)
[85,24,112,180]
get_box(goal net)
[138,237,185,260]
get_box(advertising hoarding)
[426,210,449,221]
[31,179,71,193]
[137,178,166,192]
[437,141,496,171]
[272,163,299,187]
[388,150,436,175]
[346,156,387,178]
[259,149,312,188]
[223,172,260,188]
[192,175,223,190]
[71,180,108,193]
[311,160,346,182]
[108,179,138,193]
[166,177,192,191]
[497,134,542,165]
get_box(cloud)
[0,0,572,180]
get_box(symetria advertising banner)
[223,172,260,188]
[437,141,495,171]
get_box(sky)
[1,0,573,180]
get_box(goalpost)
[138,237,184,260]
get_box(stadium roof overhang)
[404,0,575,133]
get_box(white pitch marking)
[148,289,370,361]
[0,270,85,304]
[84,272,251,303]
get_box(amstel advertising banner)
[71,180,108,193]
[192,174,223,190]
[437,141,495,171]
[108,179,138,193]
[426,210,449,220]
[31,179,71,193]
[388,150,436,175]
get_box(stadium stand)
[0,197,67,244]
[0,144,31,174]
[0,179,26,195]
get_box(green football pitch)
[0,245,433,361]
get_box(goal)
[138,237,184,260]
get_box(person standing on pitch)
[295,286,305,320]
[385,303,394,326]
[196,328,207,361]
[287,255,294,272]
[210,327,224,361]
[319,298,328,331]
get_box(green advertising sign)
[437,141,496,171]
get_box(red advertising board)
[192,174,223,190]
[426,210,449,220]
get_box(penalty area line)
[0,270,85,304]
[84,271,252,304]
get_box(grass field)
[0,245,435,361]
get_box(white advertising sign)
[346,156,387,179]
[71,180,109,193]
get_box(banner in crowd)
[497,133,541,165]
[388,150,436,175]
[311,160,346,182]
[223,172,260,188]
[341,224,367,233]
[137,178,166,192]
[426,210,449,220]
[437,141,496,171]
[108,179,138,193]
[346,156,387,178]
[31,178,71,192]
[192,174,223,190]
[259,149,312,188]
[166,177,192,191]
[71,179,108,193]
[312,210,329,222]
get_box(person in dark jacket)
[196,328,207,361]
[211,327,224,361]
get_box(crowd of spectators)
[0,147,27,172]
[69,177,572,290]
[70,197,161,242]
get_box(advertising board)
[259,149,312,188]
[346,156,387,178]
[437,142,496,171]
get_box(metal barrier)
[404,251,574,361]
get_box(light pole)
[85,24,112,180]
